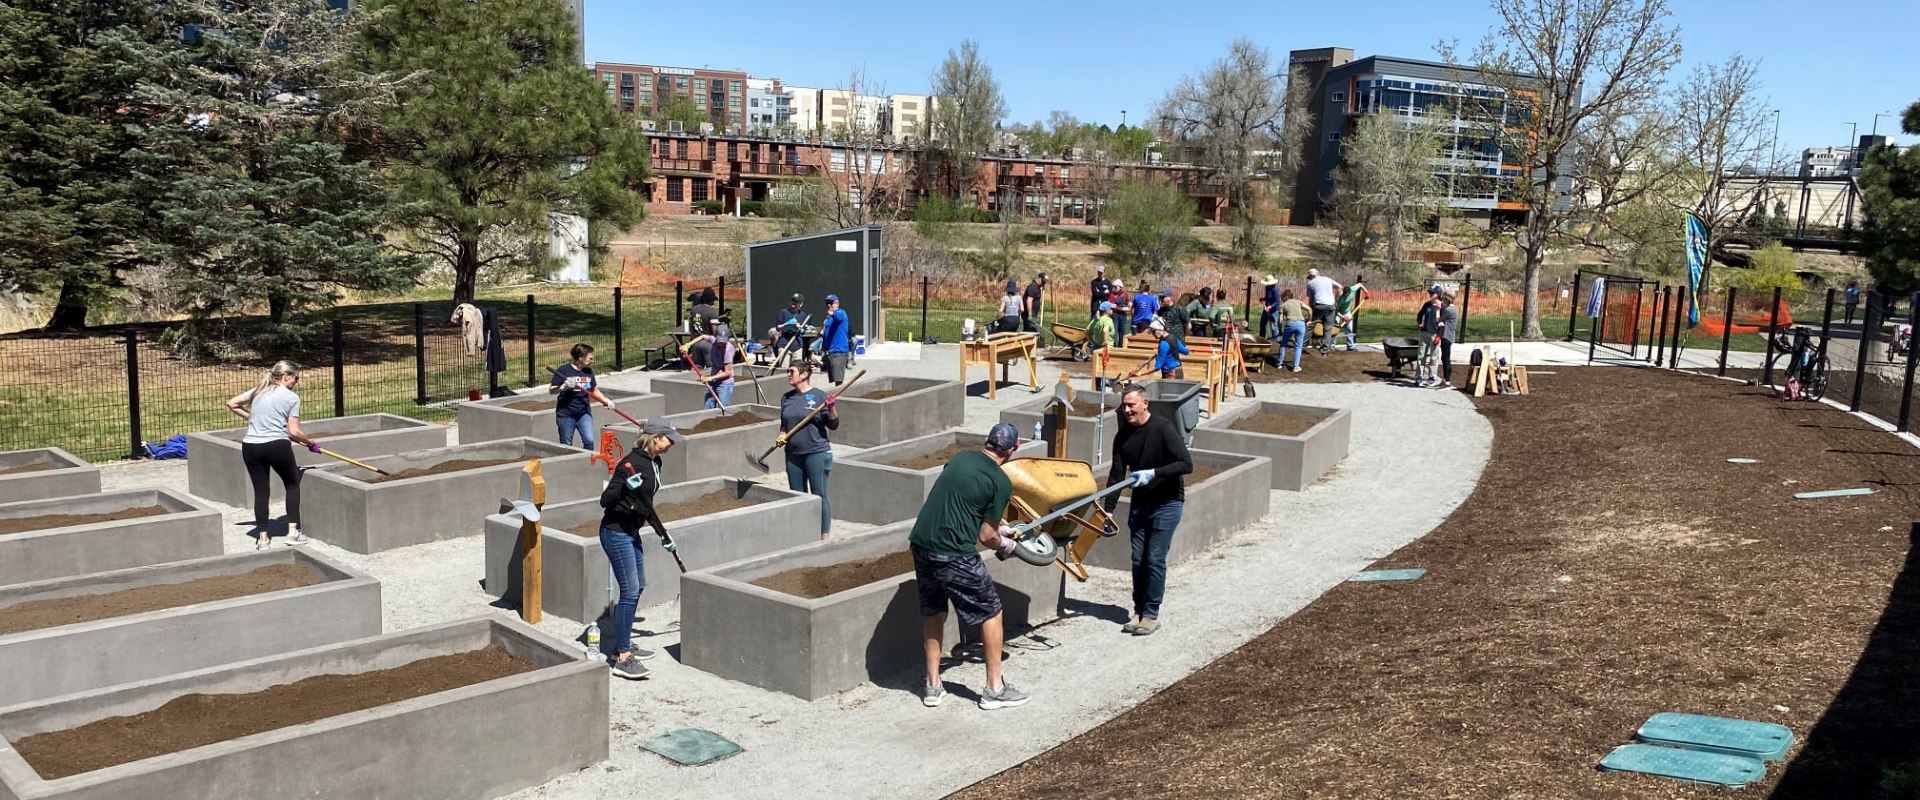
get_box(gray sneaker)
[285,531,310,546]
[631,646,656,661]
[979,682,1031,710]
[921,681,946,707]
[610,654,650,680]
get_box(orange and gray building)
[594,62,751,131]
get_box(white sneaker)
[285,531,310,546]
[255,536,270,551]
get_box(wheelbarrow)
[1048,321,1093,362]
[1382,337,1424,379]
[1235,334,1279,372]
[999,457,1127,581]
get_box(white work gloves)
[1129,468,1155,487]
[602,396,616,410]
[994,526,1020,560]
[562,377,582,390]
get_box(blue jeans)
[1281,320,1308,369]
[598,526,645,657]
[1259,310,1278,342]
[786,450,833,534]
[1343,314,1358,349]
[703,380,734,409]
[1128,501,1182,620]
[557,411,595,449]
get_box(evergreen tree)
[1859,101,1920,294]
[132,0,422,325]
[0,1,168,330]
[361,0,650,306]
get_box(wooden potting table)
[960,332,1039,398]
[1088,346,1226,416]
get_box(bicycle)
[1766,325,1829,402]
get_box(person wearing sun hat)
[1259,274,1281,341]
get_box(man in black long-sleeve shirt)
[1102,384,1193,636]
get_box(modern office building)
[592,62,749,130]
[1801,146,1853,177]
[1289,48,1537,228]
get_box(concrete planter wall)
[0,549,379,709]
[455,388,664,445]
[651,365,767,415]
[186,413,445,508]
[0,618,605,800]
[998,389,1124,466]
[0,489,222,588]
[1190,401,1351,491]
[0,449,99,505]
[829,431,1047,525]
[1084,449,1272,571]
[682,522,1064,700]
[829,376,964,448]
[301,438,603,554]
[610,405,780,486]
[482,477,822,624]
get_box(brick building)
[594,62,749,131]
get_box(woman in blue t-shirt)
[773,362,839,537]
[549,343,615,448]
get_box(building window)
[693,79,706,92]
[675,140,687,159]
[1329,131,1342,142]
[728,97,741,108]
[1331,91,1346,104]
[730,80,743,93]
[675,77,688,90]
[638,91,652,105]
[602,72,615,82]
[658,76,671,89]
[666,179,684,202]
[692,178,708,202]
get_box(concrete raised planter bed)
[682,522,1064,700]
[455,388,665,445]
[300,438,603,554]
[186,413,445,508]
[609,405,780,486]
[1191,401,1351,491]
[828,376,964,448]
[0,617,604,800]
[829,430,1047,525]
[998,389,1124,466]
[482,477,822,624]
[1083,449,1272,571]
[0,449,99,505]
[651,365,766,415]
[0,549,379,709]
[0,489,222,588]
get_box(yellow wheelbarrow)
[999,457,1128,581]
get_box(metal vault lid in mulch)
[1633,712,1794,761]
[640,728,743,766]
[1598,744,1766,787]
[1348,568,1427,582]
[1793,487,1875,500]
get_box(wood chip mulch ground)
[953,367,1920,799]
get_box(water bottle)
[584,622,601,660]
[1032,421,1043,446]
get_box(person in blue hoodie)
[1149,319,1188,379]
[820,294,851,386]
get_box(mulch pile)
[369,458,519,483]
[1227,410,1327,437]
[684,411,771,435]
[0,505,170,537]
[12,644,535,779]
[0,563,319,637]
[956,367,1920,798]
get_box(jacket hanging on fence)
[481,307,508,373]
[451,303,485,357]
[1585,277,1606,319]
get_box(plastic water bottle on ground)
[584,622,601,661]
[1032,421,1043,446]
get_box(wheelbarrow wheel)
[1011,532,1059,566]
[1072,343,1090,362]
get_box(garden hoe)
[315,448,392,477]
[745,369,865,473]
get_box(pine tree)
[1859,101,1920,295]
[361,0,650,306]
[0,1,168,330]
[132,0,423,326]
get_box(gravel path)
[93,343,1491,799]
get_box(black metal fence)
[0,285,697,463]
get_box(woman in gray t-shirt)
[224,360,321,549]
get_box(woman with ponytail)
[225,361,321,549]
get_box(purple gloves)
[306,441,323,454]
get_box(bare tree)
[1339,111,1449,270]
[1666,55,1771,262]
[795,69,911,230]
[929,39,1007,200]
[1155,39,1309,265]
[1451,0,1683,338]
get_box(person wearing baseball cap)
[1021,273,1047,333]
[1089,301,1118,388]
[1090,265,1112,319]
[1147,317,1188,379]
[771,293,808,360]
[907,422,1032,710]
[596,416,687,680]
[819,294,850,385]
[994,281,1022,334]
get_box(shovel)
[745,369,865,473]
[1234,333,1256,398]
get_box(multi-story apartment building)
[743,78,793,136]
[593,62,749,131]
[1801,146,1853,178]
[785,86,820,132]
[1290,48,1537,229]
[819,89,887,137]
[884,94,933,143]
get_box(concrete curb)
[829,376,965,448]
[0,488,222,587]
[0,448,100,505]
[185,414,445,508]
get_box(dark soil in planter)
[563,488,763,536]
[0,460,55,476]
[752,550,917,599]
[886,442,980,471]
[1117,465,1224,498]
[12,644,536,780]
[369,458,520,483]
[1227,410,1327,437]
[855,388,903,400]
[504,400,553,412]
[684,411,770,435]
[1068,400,1118,418]
[0,505,170,538]
[0,563,319,637]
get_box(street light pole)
[1121,109,1127,128]
[1769,109,1780,175]
[1873,111,1894,136]
[1845,121,1859,173]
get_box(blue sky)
[584,0,1914,155]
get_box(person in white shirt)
[1304,268,1343,354]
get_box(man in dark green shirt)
[907,423,1032,711]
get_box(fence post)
[1898,292,1918,432]
[1760,287,1783,386]
[332,318,345,417]
[613,288,624,371]
[675,280,684,330]
[1670,287,1688,368]
[413,303,427,405]
[1817,288,1837,365]
[717,275,726,317]
[920,275,929,342]
[1717,289,1736,377]
[1243,276,1253,325]
[124,329,142,459]
[525,294,536,388]
[1567,270,1583,341]
[1851,292,1878,412]
[1459,274,1472,342]
[1652,287,1669,366]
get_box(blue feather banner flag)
[1685,213,1708,327]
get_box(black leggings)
[241,440,300,528]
